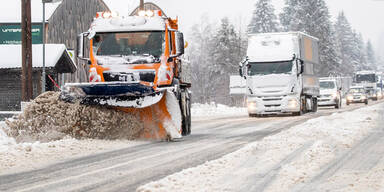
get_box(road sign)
[0,24,43,44]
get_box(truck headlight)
[288,99,298,108]
[247,101,257,110]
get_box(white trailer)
[239,32,320,116]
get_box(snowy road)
[0,102,382,192]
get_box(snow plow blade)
[60,82,163,108]
[116,91,182,140]
[59,83,182,140]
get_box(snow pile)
[0,122,16,153]
[191,103,247,119]
[137,104,383,192]
[5,91,144,142]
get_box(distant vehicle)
[376,87,383,100]
[346,86,368,105]
[318,78,342,109]
[354,71,377,100]
[239,32,320,117]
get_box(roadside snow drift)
[137,103,384,192]
[5,91,145,142]
[191,103,247,119]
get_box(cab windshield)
[247,61,293,76]
[93,31,165,62]
[356,74,376,83]
[320,81,335,89]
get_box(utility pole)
[140,0,144,10]
[21,0,33,102]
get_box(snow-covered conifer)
[248,0,280,33]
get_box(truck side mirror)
[300,59,304,74]
[175,32,185,56]
[77,33,86,59]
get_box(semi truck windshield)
[356,74,376,83]
[320,81,335,89]
[248,61,292,76]
[93,32,165,58]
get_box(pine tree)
[351,31,367,71]
[248,0,280,33]
[334,12,357,75]
[366,40,376,70]
[280,0,341,76]
[209,17,242,104]
[187,15,215,103]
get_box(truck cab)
[240,32,320,116]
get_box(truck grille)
[265,104,281,107]
[263,98,282,101]
[139,72,156,82]
[103,72,155,83]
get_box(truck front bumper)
[247,95,300,115]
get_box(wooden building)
[0,0,109,111]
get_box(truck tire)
[312,98,318,112]
[180,91,190,136]
[335,99,340,109]
[293,97,304,116]
[186,93,191,135]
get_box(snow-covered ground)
[0,121,146,174]
[137,103,384,192]
[0,102,246,174]
[191,103,247,120]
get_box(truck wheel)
[180,91,190,136]
[335,99,340,109]
[186,94,191,135]
[292,99,304,116]
[312,98,318,112]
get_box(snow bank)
[137,104,383,192]
[191,103,247,119]
[5,91,145,142]
[0,129,144,173]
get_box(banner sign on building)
[0,24,43,44]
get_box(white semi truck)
[239,32,320,116]
[354,71,377,100]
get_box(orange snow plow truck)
[60,10,191,140]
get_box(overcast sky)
[104,0,384,55]
[1,0,383,55]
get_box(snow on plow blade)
[116,91,182,140]
[59,83,182,140]
[60,82,163,108]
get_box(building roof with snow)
[0,44,76,73]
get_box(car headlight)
[347,95,353,100]
[288,99,298,108]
